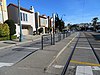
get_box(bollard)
[63,33,65,39]
[58,33,60,41]
[66,32,67,37]
[41,35,43,50]
[60,33,61,40]
[51,34,52,45]
[53,34,55,45]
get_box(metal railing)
[41,31,71,50]
[41,34,52,49]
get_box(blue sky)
[7,0,100,24]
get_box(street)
[0,32,100,75]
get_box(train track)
[61,32,100,75]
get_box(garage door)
[22,29,29,35]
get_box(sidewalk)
[0,32,78,75]
[0,35,41,50]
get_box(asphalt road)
[0,33,67,68]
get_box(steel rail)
[61,33,80,75]
[84,32,100,64]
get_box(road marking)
[0,62,13,67]
[70,60,100,66]
[52,65,64,69]
[71,46,91,49]
[20,47,40,50]
[76,66,93,75]
[15,47,40,50]
[47,33,79,70]
[92,66,100,70]
[74,46,100,50]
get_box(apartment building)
[7,3,35,37]
[0,0,8,23]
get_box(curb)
[0,38,41,50]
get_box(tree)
[92,17,99,31]
[0,23,10,37]
[55,14,65,32]
[67,23,71,31]
[4,19,16,40]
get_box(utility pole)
[18,0,23,42]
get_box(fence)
[41,31,71,49]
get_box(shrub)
[0,37,9,41]
[11,35,17,39]
[4,19,16,40]
[0,35,17,41]
[0,23,10,37]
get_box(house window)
[23,13,25,21]
[20,12,23,21]
[20,12,28,22]
[26,14,28,21]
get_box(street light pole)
[18,0,22,42]
[52,13,55,45]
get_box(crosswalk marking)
[52,65,64,69]
[76,66,93,75]
[0,62,13,68]
[92,66,100,70]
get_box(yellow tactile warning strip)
[70,60,100,66]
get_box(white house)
[7,3,36,37]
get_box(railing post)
[58,33,60,41]
[41,35,43,50]
[63,33,65,39]
[66,32,67,37]
[51,34,52,45]
[60,33,61,41]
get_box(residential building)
[35,12,54,34]
[7,3,36,37]
[39,15,48,34]
[0,0,8,23]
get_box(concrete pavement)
[0,35,41,50]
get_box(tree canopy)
[55,14,65,32]
[92,17,99,31]
[4,19,16,40]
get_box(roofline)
[7,3,33,13]
[39,15,47,19]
